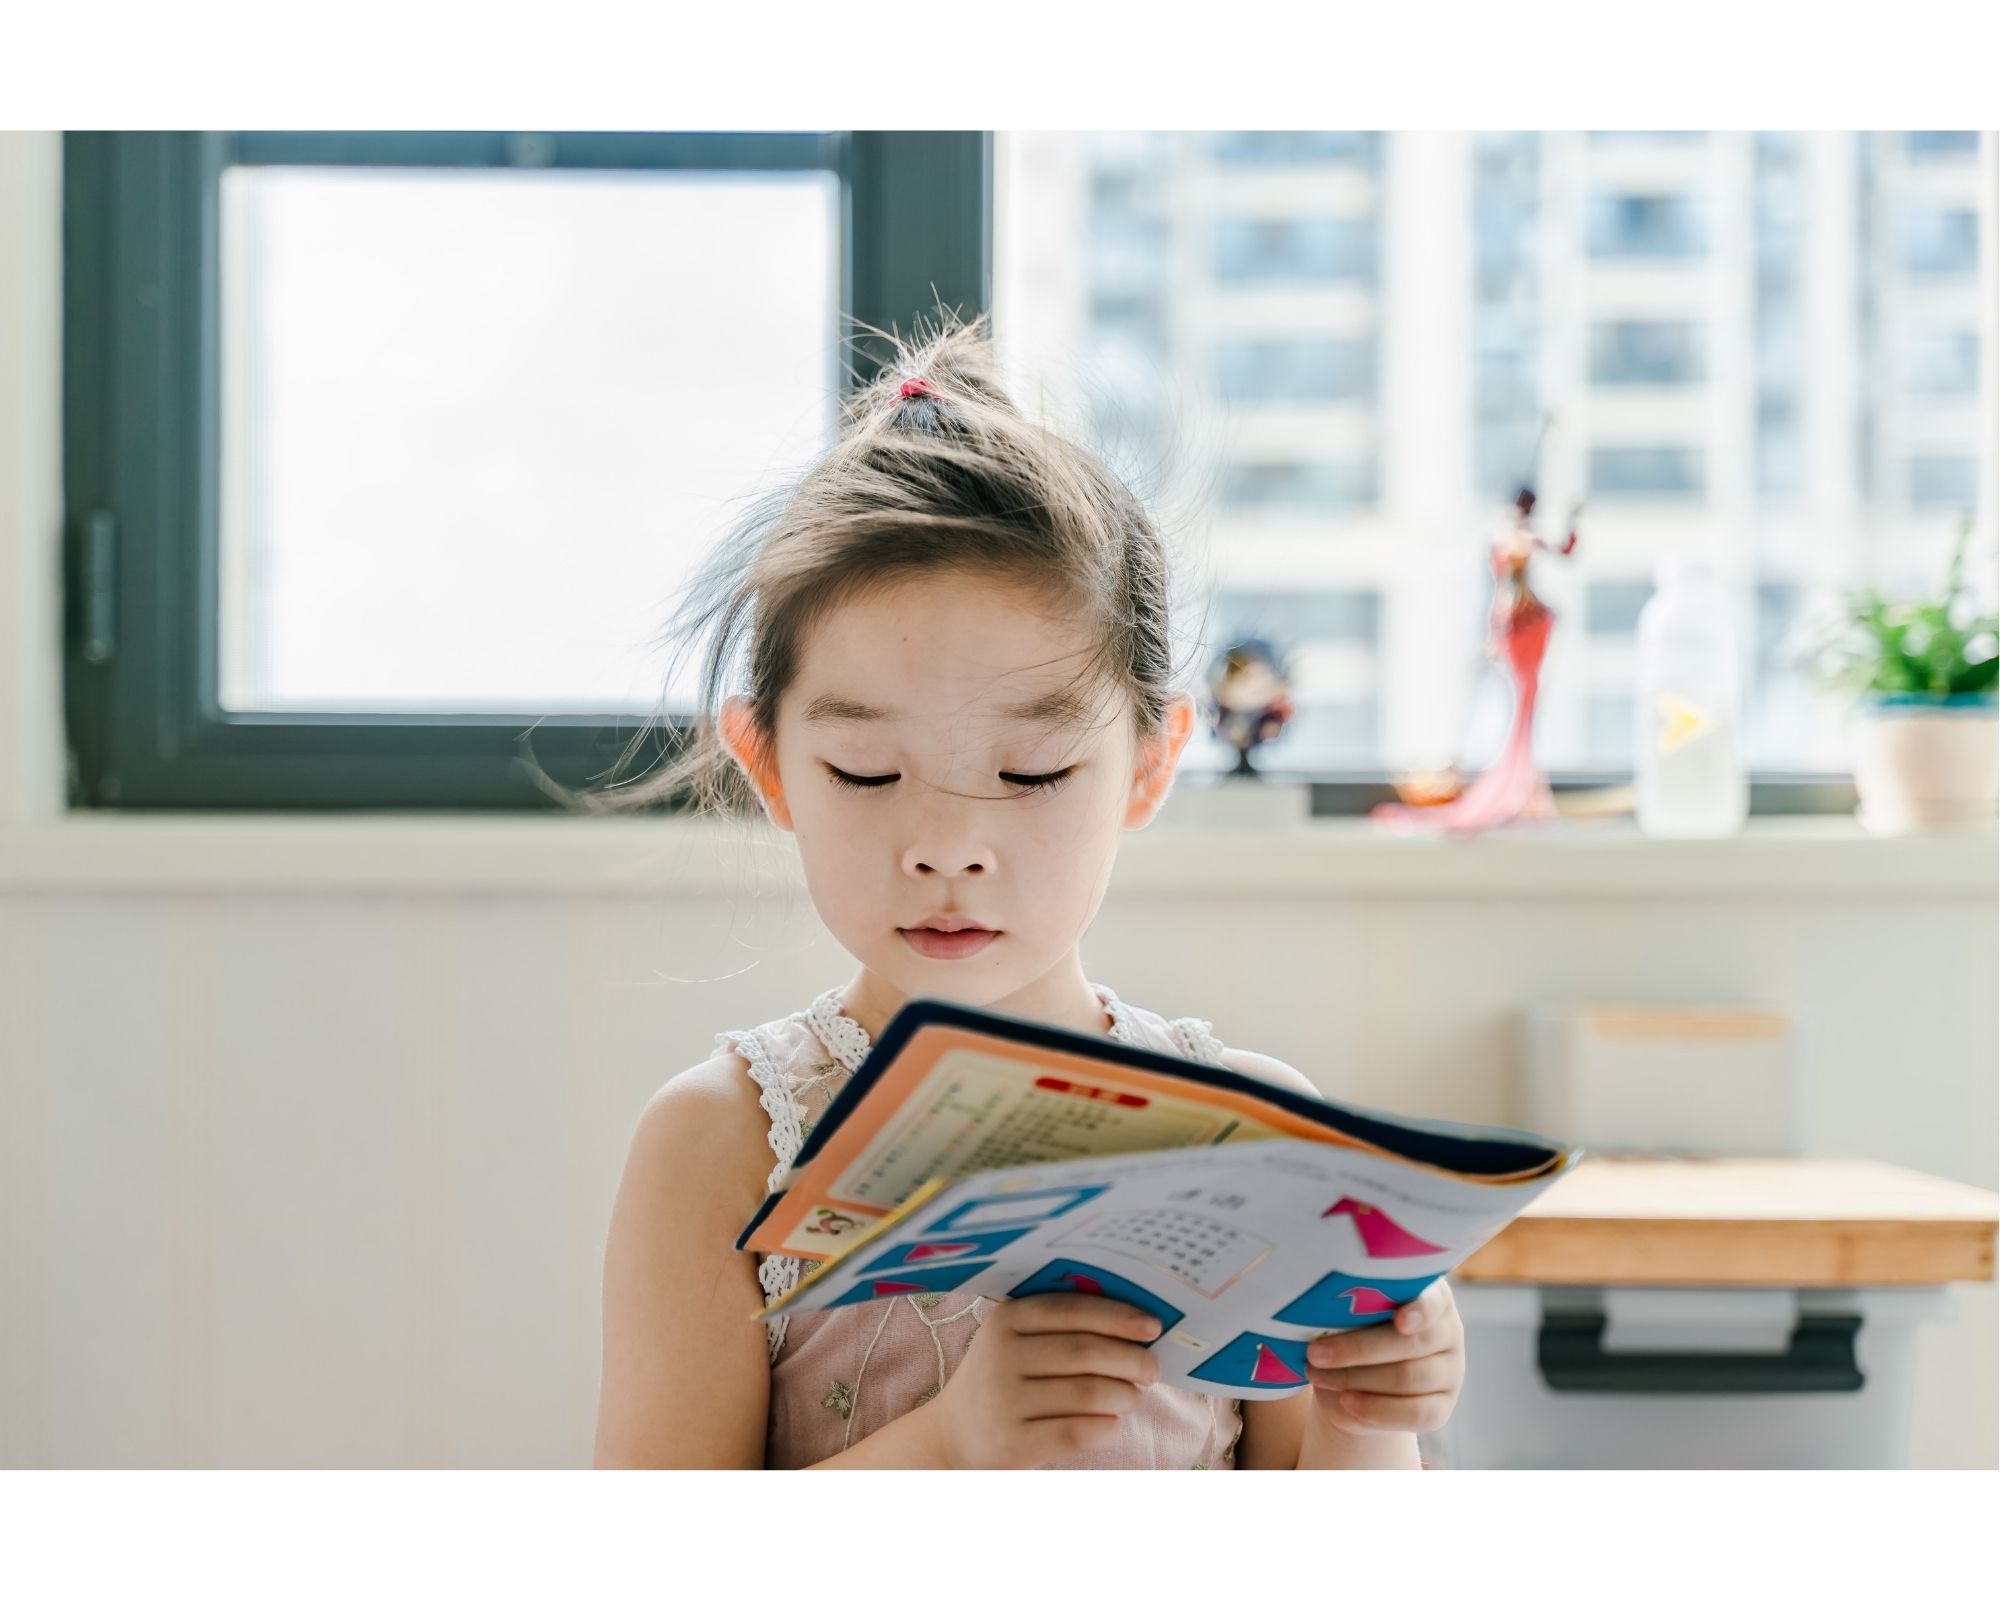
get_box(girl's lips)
[899,927,1001,960]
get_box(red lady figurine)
[1373,484,1581,835]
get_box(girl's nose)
[902,841,995,878]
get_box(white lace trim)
[734,982,1222,1365]
[1170,1013,1227,1067]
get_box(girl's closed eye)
[822,762,1079,795]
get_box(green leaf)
[1951,655,1999,694]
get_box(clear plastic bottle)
[1633,555,1748,837]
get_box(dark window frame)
[62,130,990,810]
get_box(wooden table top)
[1456,1156,2000,1287]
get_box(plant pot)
[1849,692,1999,836]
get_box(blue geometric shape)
[926,1184,1109,1235]
[1189,1331,1315,1391]
[1270,1268,1444,1330]
[828,1256,987,1308]
[1006,1257,1184,1344]
[860,1225,1036,1275]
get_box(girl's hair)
[544,309,1200,821]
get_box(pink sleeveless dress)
[715,982,1244,1469]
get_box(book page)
[756,1136,1579,1401]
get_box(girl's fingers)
[1308,1351,1459,1396]
[1325,1387,1457,1434]
[1021,1374,1145,1420]
[1395,1280,1454,1335]
[1018,1331,1162,1386]
[1308,1317,1455,1370]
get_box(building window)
[1902,329,1982,398]
[1210,131,1380,168]
[1212,217,1377,286]
[1900,207,1980,277]
[1585,582,1655,635]
[1907,454,1981,509]
[1217,459,1379,512]
[1215,337,1377,405]
[1589,320,1705,385]
[1587,192,1706,259]
[1905,131,1981,159]
[1589,445,1706,497]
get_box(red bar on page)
[1034,1076,1148,1108]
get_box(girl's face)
[721,571,1194,1023]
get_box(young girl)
[590,315,1465,1469]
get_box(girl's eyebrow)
[800,688,1091,727]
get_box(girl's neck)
[834,956,1113,1045]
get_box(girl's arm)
[594,1053,958,1469]
[594,1057,778,1468]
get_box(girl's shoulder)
[1111,994,1323,1101]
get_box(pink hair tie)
[899,378,936,400]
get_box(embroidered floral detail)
[800,1118,817,1140]
[822,1379,854,1419]
[1191,1462,1209,1469]
[812,1058,842,1078]
[911,1292,947,1309]
[913,1383,941,1408]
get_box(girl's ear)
[718,695,795,830]
[1124,690,1197,828]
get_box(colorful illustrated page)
[756,1135,1578,1401]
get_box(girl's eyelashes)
[822,763,1079,795]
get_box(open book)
[737,997,1579,1400]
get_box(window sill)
[0,812,1991,898]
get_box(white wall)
[3,133,1994,1469]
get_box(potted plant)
[1803,514,1998,835]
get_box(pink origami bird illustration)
[1061,1272,1105,1296]
[1251,1343,1304,1384]
[1338,1286,1400,1315]
[905,1242,976,1262]
[1323,1196,1445,1258]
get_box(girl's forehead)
[795,578,1101,698]
[780,580,1128,736]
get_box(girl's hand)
[1303,1278,1464,1438]
[915,1292,1163,1469]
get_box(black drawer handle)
[1537,1310,1865,1394]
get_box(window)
[1213,217,1377,286]
[1210,132,1380,167]
[1589,446,1706,497]
[1906,132,1981,159]
[217,164,839,716]
[63,131,988,808]
[1908,454,1981,509]
[997,132,1991,788]
[1218,459,1379,512]
[1587,192,1706,259]
[1585,583,1655,636]
[1589,321,1705,385]
[1215,337,1376,404]
[70,131,1993,808]
[1900,207,1980,276]
[1902,330,1982,398]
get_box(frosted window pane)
[219,165,839,713]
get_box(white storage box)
[1517,1005,1804,1155]
[1432,1281,1949,1468]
